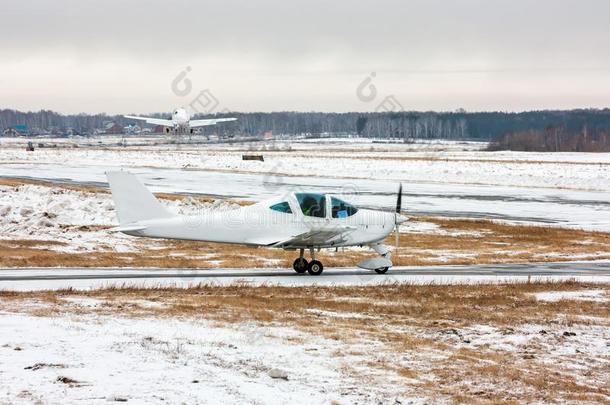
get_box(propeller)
[396,183,402,214]
[394,183,403,255]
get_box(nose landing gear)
[374,267,389,274]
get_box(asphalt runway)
[1,262,609,291]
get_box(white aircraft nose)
[396,213,409,224]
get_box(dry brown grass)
[393,217,610,266]
[2,282,609,403]
[4,282,608,331]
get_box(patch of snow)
[533,289,609,302]
[61,297,104,308]
[127,299,167,309]
[402,221,440,233]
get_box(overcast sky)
[1,0,610,114]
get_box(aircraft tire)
[374,267,389,274]
[293,258,308,274]
[307,260,324,276]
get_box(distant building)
[30,127,51,136]
[152,125,167,134]
[104,122,124,134]
[48,127,62,135]
[124,124,142,135]
[2,128,22,137]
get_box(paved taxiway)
[1,261,609,291]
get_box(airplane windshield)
[295,193,326,218]
[331,197,358,218]
[269,202,292,214]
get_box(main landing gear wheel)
[307,260,324,276]
[374,267,389,274]
[292,258,308,274]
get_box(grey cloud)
[1,0,610,112]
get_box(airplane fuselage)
[124,199,398,249]
[172,108,190,127]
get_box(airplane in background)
[106,171,408,275]
[124,107,236,134]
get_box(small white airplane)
[124,107,236,134]
[106,171,408,275]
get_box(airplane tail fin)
[106,171,174,225]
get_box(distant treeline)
[3,108,610,140]
[487,126,610,152]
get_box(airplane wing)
[189,118,237,127]
[124,115,174,126]
[269,226,357,248]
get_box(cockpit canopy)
[295,193,326,218]
[270,193,358,218]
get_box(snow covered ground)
[1,138,610,230]
[2,139,608,403]
[0,136,487,152]
[1,312,398,404]
[4,161,610,229]
[2,141,609,191]
[0,184,238,253]
[1,284,609,404]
